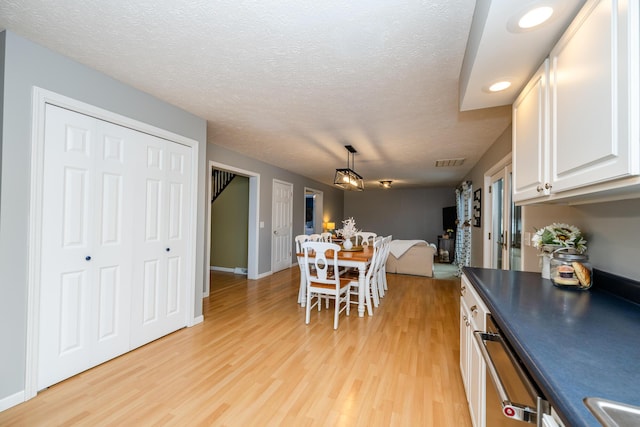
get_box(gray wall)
[0,31,207,403]
[344,187,456,243]
[206,143,345,272]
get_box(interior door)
[39,105,134,389]
[490,172,507,269]
[489,165,522,271]
[271,180,293,272]
[130,134,192,348]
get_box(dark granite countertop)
[462,267,640,427]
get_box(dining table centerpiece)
[336,217,360,250]
[532,223,587,279]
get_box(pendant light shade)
[334,145,364,191]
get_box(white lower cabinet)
[460,274,489,427]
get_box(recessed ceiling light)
[489,81,511,92]
[518,6,554,29]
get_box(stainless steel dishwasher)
[474,314,558,426]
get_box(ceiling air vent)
[435,158,466,167]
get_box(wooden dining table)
[297,245,374,317]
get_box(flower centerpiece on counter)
[336,217,360,250]
[532,223,587,279]
[532,223,587,253]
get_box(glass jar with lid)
[550,250,592,290]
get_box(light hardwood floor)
[0,268,471,427]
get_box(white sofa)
[385,240,437,277]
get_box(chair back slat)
[320,232,333,242]
[295,234,310,253]
[301,241,340,286]
[355,231,377,246]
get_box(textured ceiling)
[0,0,515,188]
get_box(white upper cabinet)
[550,0,638,192]
[513,60,550,202]
[513,0,640,204]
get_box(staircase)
[211,169,236,203]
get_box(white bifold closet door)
[38,104,192,390]
[130,131,192,348]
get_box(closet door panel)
[39,105,134,388]
[131,135,191,348]
[39,106,97,389]
[91,120,134,366]
[162,143,192,331]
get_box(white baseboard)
[210,266,248,275]
[0,390,25,412]
[256,270,272,279]
[192,315,204,325]
[210,266,234,273]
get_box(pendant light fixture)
[334,145,364,191]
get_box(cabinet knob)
[470,305,478,315]
[544,182,552,190]
[166,248,170,252]
[536,185,543,192]
[85,256,92,261]
[461,286,466,295]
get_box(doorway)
[206,161,260,297]
[304,187,324,235]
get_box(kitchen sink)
[584,397,640,427]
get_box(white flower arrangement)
[532,223,587,254]
[336,217,360,240]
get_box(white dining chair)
[355,231,377,246]
[320,232,333,242]
[377,235,392,299]
[295,234,311,305]
[346,237,381,314]
[301,241,351,329]
[308,233,322,241]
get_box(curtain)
[455,181,473,276]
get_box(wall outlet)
[524,231,531,246]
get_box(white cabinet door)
[469,333,486,427]
[39,105,135,389]
[130,134,192,348]
[550,0,639,192]
[513,60,550,202]
[460,275,488,427]
[460,297,470,395]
